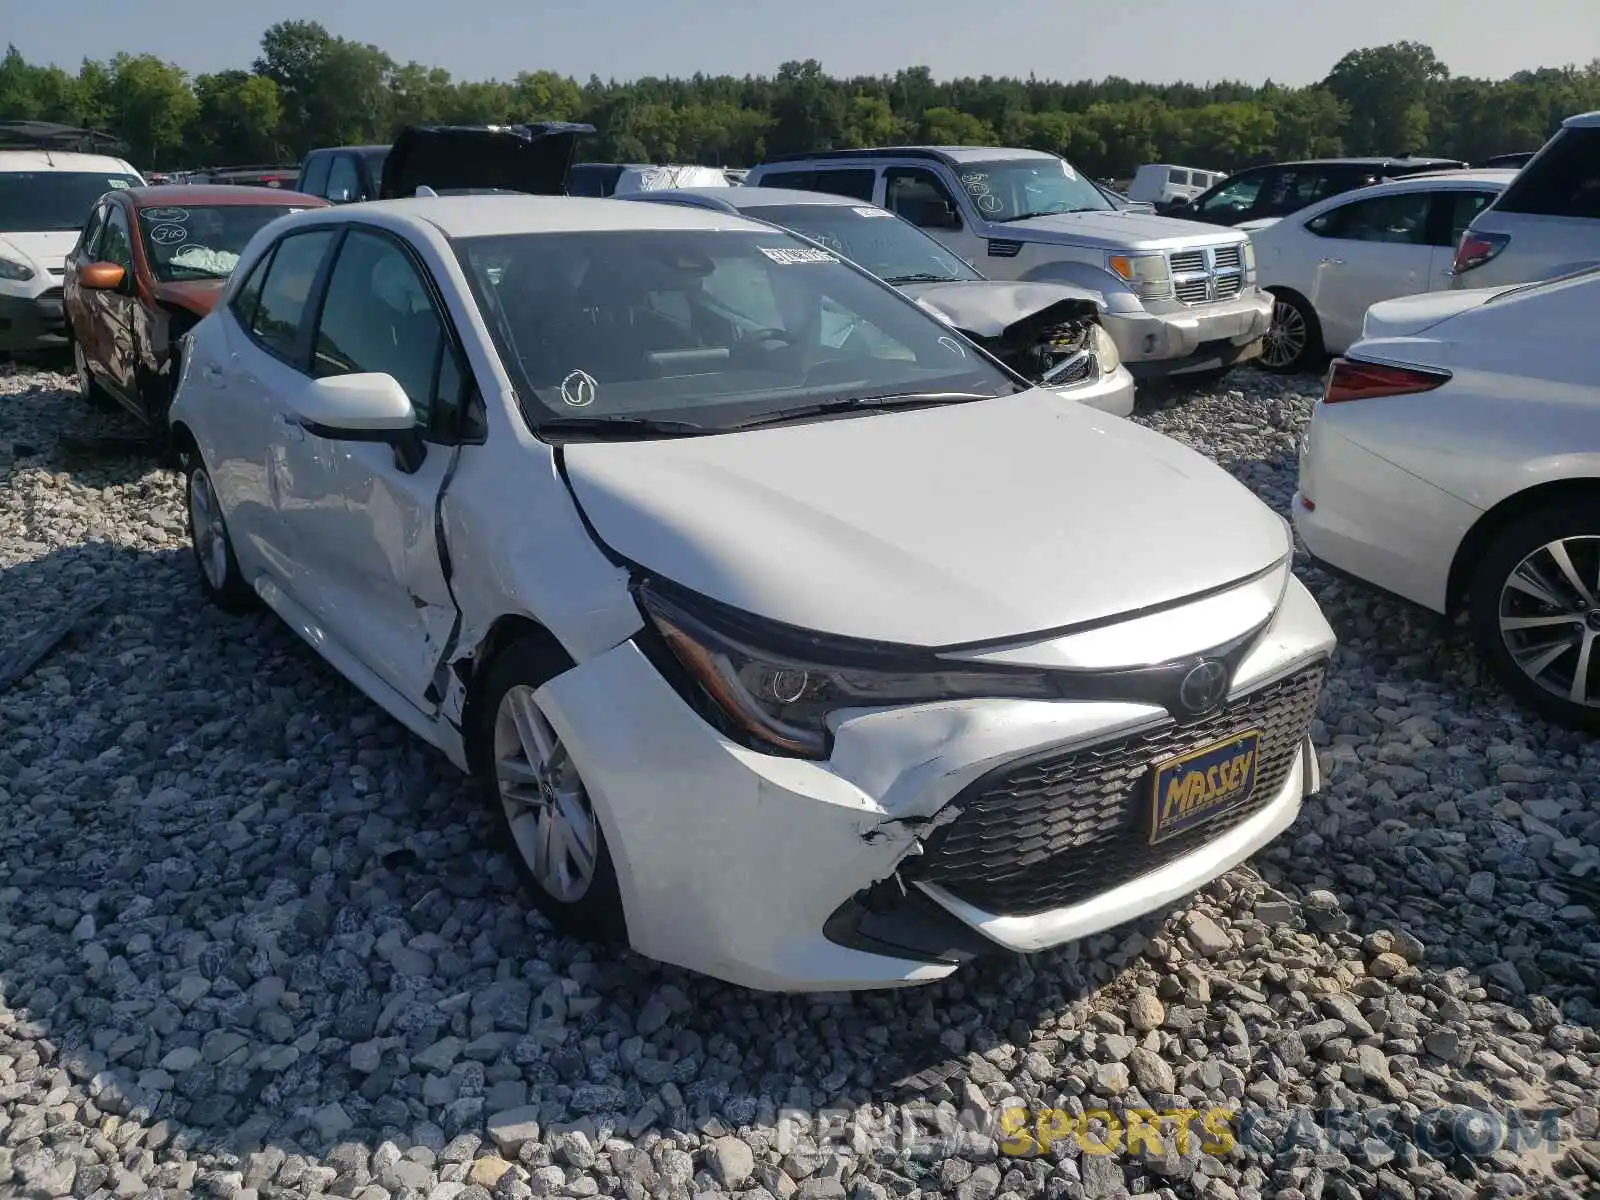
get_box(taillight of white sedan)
[170,195,1335,991]
[1294,266,1600,729]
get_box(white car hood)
[1362,289,1497,341]
[0,230,77,273]
[896,280,1102,337]
[997,208,1244,252]
[562,390,1288,647]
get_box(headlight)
[636,579,1056,758]
[1106,252,1169,286]
[1241,238,1257,281]
[1089,323,1120,373]
[0,255,34,282]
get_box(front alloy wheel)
[73,337,115,410]
[185,462,256,613]
[1471,506,1600,730]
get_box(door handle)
[273,413,305,443]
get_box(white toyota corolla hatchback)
[169,194,1335,991]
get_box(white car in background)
[0,149,144,353]
[169,194,1334,991]
[1294,266,1600,729]
[1249,169,1513,372]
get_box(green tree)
[254,20,393,151]
[916,106,995,145]
[190,71,281,164]
[1325,41,1448,155]
[100,54,198,168]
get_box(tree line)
[2,23,1598,178]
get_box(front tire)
[71,334,117,411]
[472,638,627,944]
[1259,291,1323,374]
[185,460,256,614]
[1468,501,1600,731]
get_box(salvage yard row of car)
[0,112,1596,989]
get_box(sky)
[8,0,1598,86]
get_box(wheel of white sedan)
[184,460,257,614]
[1469,503,1600,731]
[474,638,627,942]
[1258,291,1322,374]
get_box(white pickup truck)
[746,146,1274,378]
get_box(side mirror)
[79,261,126,290]
[291,373,426,470]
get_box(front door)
[881,166,989,277]
[272,225,459,710]
[1304,189,1437,353]
[91,204,140,400]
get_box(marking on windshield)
[977,193,1003,213]
[106,179,131,188]
[149,223,188,246]
[560,369,598,407]
[143,207,189,223]
[758,246,837,265]
[852,206,892,218]
[938,335,967,356]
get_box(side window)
[229,248,273,329]
[1195,171,1263,218]
[811,169,876,201]
[756,170,814,191]
[326,155,362,204]
[311,229,445,426]
[1257,169,1329,218]
[1497,128,1600,219]
[1436,190,1499,247]
[250,229,336,364]
[99,207,134,270]
[1168,168,1189,186]
[884,167,962,229]
[300,154,332,198]
[80,204,107,258]
[1306,191,1432,245]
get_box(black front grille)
[38,286,63,303]
[913,661,1326,916]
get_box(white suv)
[1451,111,1600,289]
[0,150,143,353]
[746,147,1274,379]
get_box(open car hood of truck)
[896,280,1102,340]
[379,122,596,199]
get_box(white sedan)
[171,194,1334,991]
[1249,169,1514,372]
[1295,266,1600,729]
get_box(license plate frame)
[1149,730,1262,845]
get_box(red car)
[63,184,327,433]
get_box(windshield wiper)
[994,207,1103,222]
[533,415,711,440]
[727,391,996,431]
[883,272,961,284]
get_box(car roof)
[0,150,139,173]
[1370,168,1518,187]
[305,145,391,156]
[126,184,329,207]
[301,194,772,238]
[636,186,867,212]
[1563,111,1600,128]
[759,146,1057,167]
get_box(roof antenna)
[415,185,438,197]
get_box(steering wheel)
[738,326,799,346]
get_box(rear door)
[274,224,462,711]
[1304,188,1436,352]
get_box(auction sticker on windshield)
[1148,731,1259,845]
[852,207,893,218]
[759,247,837,265]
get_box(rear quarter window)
[756,168,876,201]
[299,154,332,197]
[1496,128,1600,219]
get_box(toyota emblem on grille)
[1178,659,1229,714]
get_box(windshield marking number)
[758,246,837,265]
[560,369,598,407]
[149,223,188,246]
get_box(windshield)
[454,228,1021,434]
[0,172,141,233]
[755,204,982,284]
[955,159,1112,222]
[139,204,307,281]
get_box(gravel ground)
[1,358,1597,1200]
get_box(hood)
[896,280,1102,339]
[995,208,1246,252]
[1362,289,1497,341]
[152,278,227,315]
[563,390,1288,647]
[0,230,79,272]
[379,122,596,199]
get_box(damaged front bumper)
[1104,289,1274,377]
[535,576,1332,992]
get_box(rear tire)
[1259,291,1323,375]
[471,638,627,944]
[1468,501,1600,731]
